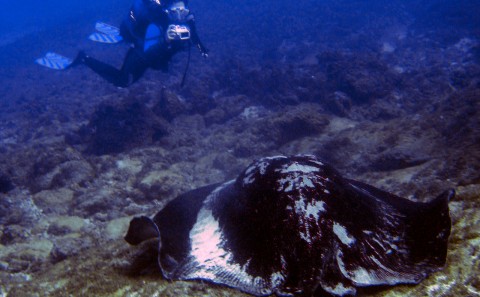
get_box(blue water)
[0,1,124,46]
[0,0,476,88]
[1,0,477,53]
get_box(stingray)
[125,155,453,296]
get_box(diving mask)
[166,1,190,21]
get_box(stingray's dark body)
[125,155,452,296]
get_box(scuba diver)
[38,0,208,87]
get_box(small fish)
[125,155,453,296]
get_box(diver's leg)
[85,57,129,87]
[143,40,172,73]
[72,51,130,87]
[71,50,149,87]
[120,48,149,84]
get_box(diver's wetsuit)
[76,0,207,87]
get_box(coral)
[318,51,399,103]
[152,88,190,122]
[74,99,171,155]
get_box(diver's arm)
[187,17,208,57]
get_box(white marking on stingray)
[280,162,320,174]
[358,255,417,285]
[310,160,325,167]
[243,157,285,185]
[336,250,416,286]
[277,177,294,192]
[336,251,348,276]
[302,176,315,188]
[188,207,270,289]
[189,209,227,273]
[184,187,284,295]
[363,229,404,255]
[257,160,270,175]
[333,223,356,246]
[336,251,381,285]
[244,164,256,176]
[243,164,257,185]
[350,266,373,284]
[323,282,356,296]
[294,198,326,220]
[277,173,320,193]
[291,196,327,243]
[305,200,326,220]
[270,272,286,287]
[243,173,255,186]
[299,229,311,243]
[370,256,399,277]
[264,155,288,160]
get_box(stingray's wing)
[125,216,160,245]
[158,181,279,296]
[331,180,453,287]
[152,184,231,275]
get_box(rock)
[239,105,269,121]
[0,174,14,193]
[137,170,185,201]
[0,261,8,271]
[48,160,94,189]
[33,188,75,214]
[1,239,55,271]
[50,237,92,264]
[0,225,30,245]
[47,216,86,236]
[369,152,430,172]
[204,95,252,126]
[26,146,90,193]
[260,104,330,145]
[75,99,171,155]
[30,160,94,192]
[152,88,189,122]
[0,190,42,226]
[105,217,131,240]
[212,153,238,172]
[72,187,129,219]
[325,91,352,117]
[203,107,227,126]
[318,51,398,103]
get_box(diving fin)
[88,22,123,44]
[35,52,73,70]
[95,22,121,35]
[89,32,123,43]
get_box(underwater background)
[0,0,479,296]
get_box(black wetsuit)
[78,0,207,87]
